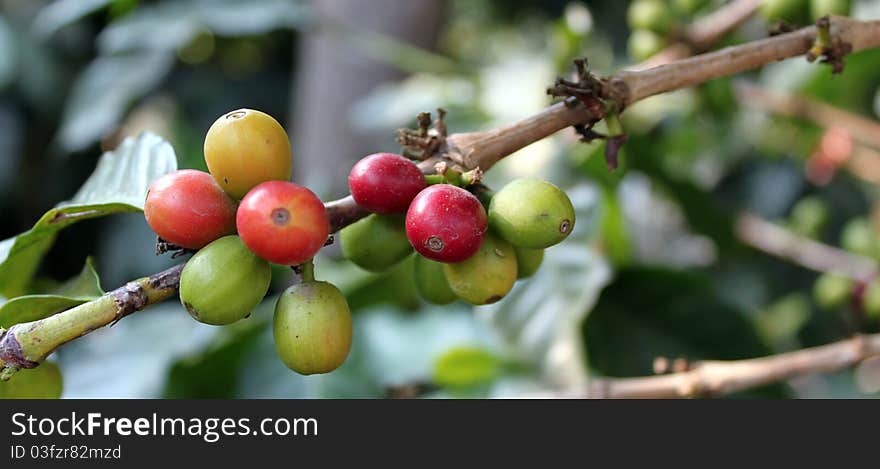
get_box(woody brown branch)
[586,333,880,398]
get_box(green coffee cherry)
[761,0,810,24]
[340,214,412,272]
[788,196,829,239]
[180,235,271,325]
[841,218,880,259]
[813,272,853,309]
[628,29,665,61]
[810,0,850,21]
[673,0,709,15]
[274,281,352,375]
[414,255,457,305]
[0,362,63,399]
[863,280,880,319]
[627,0,675,34]
[488,179,575,249]
[443,234,517,305]
[514,246,543,279]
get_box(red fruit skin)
[348,153,426,213]
[144,169,237,249]
[236,181,329,265]
[405,185,487,263]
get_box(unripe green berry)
[443,234,517,305]
[274,281,353,375]
[488,179,575,249]
[841,218,880,259]
[628,29,665,61]
[810,0,850,21]
[788,196,829,239]
[673,0,709,15]
[813,272,853,309]
[413,255,457,305]
[628,0,675,34]
[761,0,810,24]
[863,280,880,319]
[180,235,271,325]
[514,246,543,279]
[340,214,412,272]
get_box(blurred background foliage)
[1,0,880,398]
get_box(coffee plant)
[1,0,880,398]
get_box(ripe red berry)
[348,152,426,213]
[236,181,329,265]
[144,169,237,249]
[405,184,487,263]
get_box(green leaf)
[57,52,175,152]
[32,0,113,39]
[584,266,787,397]
[433,346,498,389]
[0,132,176,297]
[97,0,310,54]
[0,258,104,328]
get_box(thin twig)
[735,213,878,281]
[586,333,880,398]
[736,81,880,149]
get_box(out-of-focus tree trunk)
[290,0,445,199]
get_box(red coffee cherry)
[405,184,487,263]
[144,169,237,249]
[236,181,329,265]
[348,152,426,213]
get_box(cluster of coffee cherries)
[144,109,350,376]
[342,152,576,306]
[626,0,850,61]
[626,0,709,61]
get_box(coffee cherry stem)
[470,183,496,208]
[424,174,445,185]
[461,168,484,186]
[300,259,316,283]
[424,167,482,188]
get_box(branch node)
[0,328,38,370]
[397,109,449,161]
[806,16,852,74]
[156,236,193,258]
[550,58,630,170]
[111,282,149,325]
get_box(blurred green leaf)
[58,51,174,152]
[0,258,103,328]
[97,0,309,54]
[584,266,787,397]
[801,49,880,115]
[164,320,267,398]
[756,293,811,346]
[0,133,176,297]
[433,346,498,389]
[59,302,219,398]
[32,0,113,39]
